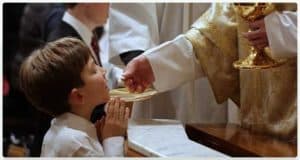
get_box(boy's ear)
[69,88,84,105]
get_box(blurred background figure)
[46,3,109,66]
[3,3,65,156]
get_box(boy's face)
[79,57,109,107]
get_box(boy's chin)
[97,95,110,104]
[103,95,110,102]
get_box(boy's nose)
[101,68,106,75]
[100,68,107,79]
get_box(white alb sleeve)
[265,11,297,59]
[144,35,204,92]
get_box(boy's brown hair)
[19,37,91,116]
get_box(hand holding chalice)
[233,3,285,69]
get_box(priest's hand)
[122,55,155,93]
[243,18,269,50]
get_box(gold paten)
[110,88,158,102]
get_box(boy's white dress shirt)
[40,112,124,157]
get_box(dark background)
[3,3,59,156]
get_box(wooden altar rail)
[185,124,297,157]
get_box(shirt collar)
[62,11,93,46]
[52,112,98,140]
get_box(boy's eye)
[91,63,98,74]
[92,68,98,74]
[90,66,97,74]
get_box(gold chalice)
[233,3,285,69]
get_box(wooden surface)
[185,124,297,157]
[126,147,145,157]
[124,140,145,157]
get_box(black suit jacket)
[47,20,81,42]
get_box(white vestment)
[99,23,123,89]
[265,11,297,59]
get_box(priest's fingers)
[140,83,149,93]
[124,78,136,93]
[142,81,149,89]
[128,82,138,93]
[136,85,145,93]
[125,77,147,93]
[251,38,268,46]
[249,18,265,30]
[127,78,142,93]
[123,77,136,91]
[122,73,132,82]
[123,75,134,87]
[140,82,150,93]
[143,78,153,89]
[123,78,132,87]
[123,62,135,77]
[131,77,144,93]
[242,30,261,40]
[123,58,140,81]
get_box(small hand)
[243,18,269,50]
[122,55,155,93]
[95,98,130,141]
